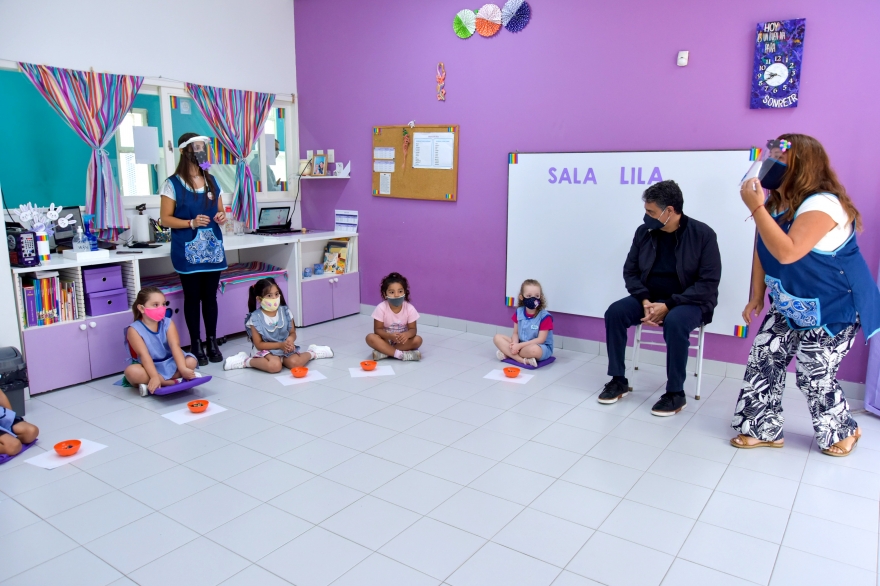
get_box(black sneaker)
[598,379,630,404]
[651,392,687,417]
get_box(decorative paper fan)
[501,0,531,32]
[476,4,502,37]
[453,9,477,39]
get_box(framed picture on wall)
[312,154,328,176]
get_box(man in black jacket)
[599,180,721,416]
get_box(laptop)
[254,206,295,234]
[52,206,84,247]
[54,207,116,250]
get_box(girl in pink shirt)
[367,272,423,361]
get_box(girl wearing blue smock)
[731,134,880,457]
[160,133,228,367]
[124,287,199,396]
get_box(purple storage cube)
[82,265,123,294]
[85,287,128,317]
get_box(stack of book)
[21,271,79,327]
[323,239,352,275]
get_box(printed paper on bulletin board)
[371,125,459,201]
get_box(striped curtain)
[19,63,143,240]
[185,83,274,230]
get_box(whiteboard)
[505,150,754,336]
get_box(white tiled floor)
[1,314,879,586]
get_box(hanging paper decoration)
[402,128,411,175]
[476,4,502,37]
[453,9,477,39]
[436,63,446,101]
[501,0,531,32]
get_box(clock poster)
[750,18,805,109]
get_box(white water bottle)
[72,226,91,252]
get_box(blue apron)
[757,197,880,339]
[516,307,554,350]
[167,175,227,274]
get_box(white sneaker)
[373,350,389,360]
[524,357,537,368]
[138,383,149,397]
[224,351,249,371]
[308,344,334,359]
[400,350,421,361]
[496,350,506,361]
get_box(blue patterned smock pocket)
[184,228,225,265]
[765,276,821,328]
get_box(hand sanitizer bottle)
[72,226,91,252]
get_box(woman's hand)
[193,214,211,228]
[742,296,765,325]
[214,210,227,226]
[740,178,765,214]
[148,375,163,393]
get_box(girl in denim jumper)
[224,278,333,372]
[494,279,554,367]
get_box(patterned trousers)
[731,306,860,449]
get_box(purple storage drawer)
[85,287,128,317]
[82,265,123,294]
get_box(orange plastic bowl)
[54,440,81,457]
[503,366,521,378]
[360,360,377,371]
[187,400,209,413]
[291,367,309,378]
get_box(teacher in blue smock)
[159,133,228,366]
[730,134,880,457]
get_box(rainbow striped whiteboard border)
[509,153,518,164]
[734,325,749,338]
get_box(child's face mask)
[142,306,166,322]
[261,298,280,312]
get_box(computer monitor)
[258,206,290,228]
[53,206,84,241]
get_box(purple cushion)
[502,356,556,370]
[0,439,37,465]
[152,375,213,396]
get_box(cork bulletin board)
[371,125,459,201]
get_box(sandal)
[821,428,861,458]
[729,434,784,449]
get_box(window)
[0,64,295,208]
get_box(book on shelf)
[323,238,350,275]
[20,272,78,328]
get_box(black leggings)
[179,271,222,341]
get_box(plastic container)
[188,400,209,413]
[0,347,28,416]
[503,366,520,378]
[83,214,99,251]
[54,440,81,456]
[360,360,377,371]
[291,367,308,378]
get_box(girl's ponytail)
[247,284,258,313]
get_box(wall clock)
[750,18,805,109]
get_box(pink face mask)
[142,306,166,322]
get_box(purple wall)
[295,0,880,382]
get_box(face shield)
[741,139,791,191]
[179,135,212,170]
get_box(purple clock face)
[750,18,805,109]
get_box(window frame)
[0,61,297,209]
